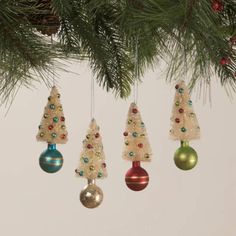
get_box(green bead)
[129,151,135,157]
[51,133,57,138]
[44,114,49,119]
[97,172,103,178]
[175,101,180,106]
[174,141,198,170]
[181,127,187,132]
[141,122,145,127]
[188,100,193,106]
[79,171,84,176]
[178,88,184,94]
[83,157,89,163]
[125,141,129,146]
[49,104,55,110]
[132,132,138,137]
[53,117,59,123]
[39,144,63,173]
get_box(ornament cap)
[181,140,189,147]
[132,161,141,167]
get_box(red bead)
[125,161,149,191]
[175,118,180,123]
[220,57,231,65]
[61,134,66,139]
[48,125,54,130]
[95,133,100,138]
[175,84,179,90]
[123,131,128,136]
[102,163,106,168]
[212,0,223,12]
[132,108,138,114]
[179,108,184,113]
[60,116,65,122]
[230,36,236,45]
[138,143,143,148]
[87,144,93,149]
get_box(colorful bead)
[60,116,65,122]
[190,112,195,117]
[138,143,143,148]
[188,100,192,106]
[58,106,63,111]
[48,125,54,130]
[61,125,66,129]
[39,132,45,137]
[95,133,100,138]
[132,132,138,137]
[178,88,184,94]
[79,171,84,176]
[53,117,59,123]
[175,101,180,106]
[86,134,90,139]
[49,104,55,110]
[89,165,95,171]
[181,127,187,132]
[102,163,106,168]
[128,119,132,124]
[44,114,49,119]
[51,133,57,138]
[83,157,89,163]
[38,125,42,129]
[123,131,128,136]
[175,84,179,90]
[140,134,145,137]
[141,122,145,127]
[125,141,129,146]
[175,118,180,123]
[97,172,103,178]
[95,152,101,157]
[61,134,66,139]
[87,144,93,149]
[132,108,138,114]
[129,152,135,157]
[57,94,61,98]
[145,153,150,159]
[48,96,51,101]
[179,108,184,113]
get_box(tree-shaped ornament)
[170,81,200,170]
[122,103,152,191]
[36,86,68,173]
[75,119,107,209]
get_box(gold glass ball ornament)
[80,180,103,209]
[174,141,198,170]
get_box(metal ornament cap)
[39,143,63,173]
[80,180,103,209]
[174,141,198,171]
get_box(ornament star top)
[122,103,152,162]
[36,86,68,144]
[170,81,200,141]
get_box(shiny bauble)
[174,141,198,171]
[80,181,103,209]
[39,144,63,173]
[125,161,149,191]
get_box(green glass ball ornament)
[174,141,198,171]
[39,144,63,173]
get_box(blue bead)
[39,144,63,173]
[132,132,138,137]
[178,88,184,94]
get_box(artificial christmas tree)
[37,86,68,173]
[170,81,200,170]
[75,119,107,208]
[123,103,151,191]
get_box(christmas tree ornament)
[75,77,107,208]
[36,86,68,173]
[123,103,152,191]
[170,81,200,171]
[80,179,103,209]
[211,0,224,12]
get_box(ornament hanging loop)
[133,36,139,104]
[51,35,56,87]
[90,75,95,120]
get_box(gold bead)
[89,165,95,171]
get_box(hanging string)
[90,74,95,120]
[51,35,56,87]
[133,37,139,104]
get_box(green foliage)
[0,0,235,102]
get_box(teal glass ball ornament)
[174,141,198,171]
[39,144,63,173]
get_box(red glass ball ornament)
[125,161,149,191]
[87,144,93,149]
[211,0,223,12]
[175,118,180,123]
[132,108,138,114]
[179,108,184,113]
[48,125,54,130]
